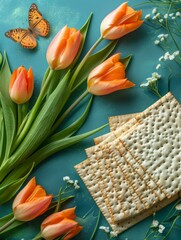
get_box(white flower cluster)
[63,176,80,189]
[154,33,169,45]
[176,203,181,210]
[140,72,161,87]
[151,220,165,234]
[145,7,181,21]
[156,51,180,70]
[99,226,118,238]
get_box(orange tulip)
[87,53,135,95]
[13,177,52,221]
[41,208,83,240]
[101,2,143,40]
[46,25,82,70]
[9,66,34,104]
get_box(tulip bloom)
[9,66,34,104]
[41,208,83,240]
[101,2,143,40]
[13,177,52,221]
[87,53,135,95]
[46,25,82,70]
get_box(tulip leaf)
[0,52,2,66]
[27,124,107,167]
[0,53,17,160]
[7,72,71,170]
[0,163,34,205]
[0,107,5,163]
[120,55,132,69]
[0,213,23,234]
[72,40,118,90]
[47,96,93,142]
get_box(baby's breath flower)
[156,63,161,70]
[173,50,180,56]
[159,56,164,61]
[110,231,118,237]
[176,203,181,210]
[152,8,157,14]
[63,176,70,182]
[140,82,149,87]
[159,19,164,23]
[145,14,151,19]
[74,180,80,189]
[176,12,181,17]
[152,219,159,227]
[158,224,165,233]
[172,16,176,20]
[154,40,160,45]
[164,13,168,19]
[99,226,110,233]
[169,13,174,17]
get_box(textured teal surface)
[0,0,180,239]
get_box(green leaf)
[120,55,132,68]
[72,40,118,91]
[26,123,108,167]
[0,94,17,160]
[48,96,93,142]
[4,72,71,173]
[0,213,23,234]
[0,107,5,163]
[0,52,2,66]
[0,53,17,160]
[0,163,34,205]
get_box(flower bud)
[9,66,34,104]
[87,53,135,95]
[13,177,52,221]
[101,2,143,40]
[46,25,82,70]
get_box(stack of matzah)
[75,92,181,234]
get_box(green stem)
[17,105,22,129]
[69,36,103,89]
[51,89,89,133]
[90,210,101,240]
[0,216,16,232]
[162,215,180,240]
[12,69,54,151]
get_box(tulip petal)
[41,218,78,240]
[27,67,34,96]
[64,225,83,240]
[14,195,52,221]
[26,185,46,202]
[13,177,36,210]
[41,208,76,230]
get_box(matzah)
[75,92,181,234]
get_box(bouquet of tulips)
[0,2,143,208]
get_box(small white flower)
[159,19,164,23]
[99,226,110,233]
[158,224,165,233]
[160,37,165,42]
[164,52,170,60]
[173,50,180,56]
[176,203,181,210]
[158,34,164,39]
[176,12,181,17]
[145,14,151,19]
[159,56,164,61]
[152,72,161,79]
[156,64,161,70]
[169,13,174,17]
[154,40,160,45]
[164,13,168,19]
[74,180,80,189]
[152,16,157,20]
[169,55,175,60]
[110,231,118,237]
[152,8,157,14]
[152,219,159,227]
[172,16,176,20]
[140,83,149,87]
[63,176,70,181]
[155,13,160,18]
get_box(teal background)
[0,0,180,239]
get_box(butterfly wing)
[5,28,28,42]
[20,33,37,49]
[29,3,50,37]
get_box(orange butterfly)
[5,3,50,49]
